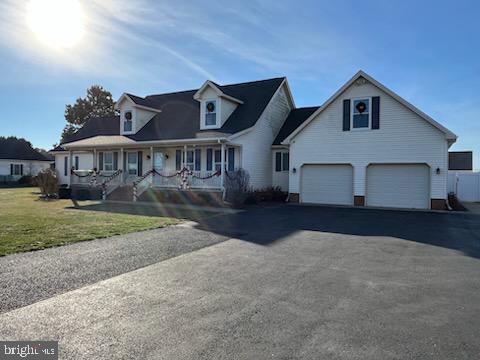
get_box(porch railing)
[152,169,222,189]
[71,170,117,186]
[101,169,123,200]
[133,169,155,201]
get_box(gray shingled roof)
[0,137,52,161]
[273,106,320,145]
[55,77,285,148]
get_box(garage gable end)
[282,71,457,144]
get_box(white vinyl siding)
[300,164,353,205]
[366,164,430,209]
[54,152,93,185]
[289,80,448,203]
[272,149,289,191]
[233,83,292,189]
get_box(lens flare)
[26,0,86,49]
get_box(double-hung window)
[207,148,228,172]
[177,149,202,171]
[123,111,133,132]
[275,152,289,172]
[351,98,370,129]
[104,152,114,171]
[12,164,23,176]
[186,150,194,171]
[205,100,217,126]
[214,150,222,171]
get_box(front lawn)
[0,188,181,256]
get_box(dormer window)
[124,111,133,132]
[205,100,217,126]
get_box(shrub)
[244,186,288,205]
[18,175,34,185]
[448,192,467,211]
[34,169,59,198]
[225,168,250,207]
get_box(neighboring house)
[51,71,457,209]
[448,151,473,171]
[0,137,52,181]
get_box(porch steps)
[138,188,225,207]
[107,185,134,201]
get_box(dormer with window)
[116,93,161,135]
[194,81,243,130]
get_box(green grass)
[0,188,181,256]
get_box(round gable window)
[125,111,132,120]
[206,101,215,113]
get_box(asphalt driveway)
[1,205,480,359]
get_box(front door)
[153,151,165,172]
[127,152,138,176]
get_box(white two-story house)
[51,71,456,210]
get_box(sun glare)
[27,0,86,49]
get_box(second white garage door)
[366,164,430,209]
[301,164,353,205]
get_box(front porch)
[68,141,241,201]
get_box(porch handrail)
[101,169,123,200]
[132,169,158,201]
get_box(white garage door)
[367,164,430,209]
[301,164,353,205]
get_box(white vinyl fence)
[448,171,480,202]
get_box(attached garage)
[366,164,430,209]
[300,164,353,205]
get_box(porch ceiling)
[63,136,135,149]
[62,135,237,150]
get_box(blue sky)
[0,0,478,168]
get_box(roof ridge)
[219,76,286,88]
[144,89,199,99]
[140,77,286,99]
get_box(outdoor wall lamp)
[436,167,441,174]
[292,167,297,174]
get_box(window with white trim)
[205,100,217,126]
[214,149,222,171]
[351,98,370,129]
[275,152,289,172]
[186,150,194,171]
[123,110,133,132]
[104,152,113,171]
[12,164,22,175]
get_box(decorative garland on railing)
[71,169,94,178]
[101,169,123,185]
[192,170,221,180]
[101,169,123,201]
[131,167,223,200]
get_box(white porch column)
[119,148,124,181]
[220,142,225,190]
[183,145,187,169]
[68,150,72,186]
[150,146,154,170]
